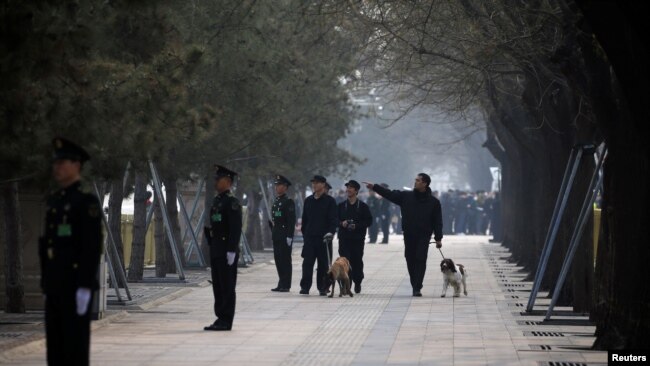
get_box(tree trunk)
[245,189,264,251]
[107,179,126,287]
[574,1,650,349]
[153,196,166,278]
[1,182,25,313]
[164,177,185,272]
[127,171,148,281]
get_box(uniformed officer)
[366,189,380,243]
[203,165,242,331]
[378,183,392,244]
[270,175,296,292]
[39,137,103,366]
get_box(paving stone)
[1,236,609,365]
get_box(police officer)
[203,165,242,331]
[363,173,443,297]
[366,189,380,243]
[378,183,392,244]
[300,175,337,296]
[270,175,296,292]
[337,180,372,293]
[39,137,103,366]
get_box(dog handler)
[300,175,338,296]
[363,174,443,297]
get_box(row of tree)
[1,1,363,311]
[339,0,648,349]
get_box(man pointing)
[363,173,443,297]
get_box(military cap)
[52,137,90,162]
[345,179,361,191]
[325,182,332,190]
[274,175,292,186]
[214,165,238,180]
[310,175,327,183]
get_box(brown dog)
[323,257,353,298]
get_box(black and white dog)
[440,258,467,297]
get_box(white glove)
[286,237,292,247]
[76,288,92,316]
[226,252,236,266]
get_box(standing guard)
[366,189,380,243]
[378,183,392,244]
[39,137,103,366]
[270,175,296,292]
[203,165,242,331]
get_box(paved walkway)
[1,236,607,365]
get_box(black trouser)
[45,290,92,366]
[273,238,292,289]
[300,236,329,292]
[210,254,238,326]
[339,238,365,285]
[403,234,430,291]
[368,219,379,242]
[381,218,390,243]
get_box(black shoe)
[271,287,282,292]
[204,320,231,331]
[319,291,327,296]
[412,290,422,297]
[354,283,361,294]
[299,289,309,295]
[277,288,290,292]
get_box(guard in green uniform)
[203,165,242,331]
[270,175,296,292]
[39,137,103,366]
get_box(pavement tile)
[1,236,610,365]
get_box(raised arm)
[363,182,404,206]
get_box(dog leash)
[429,241,445,259]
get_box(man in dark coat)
[300,175,338,296]
[363,173,443,297]
[269,175,296,292]
[39,137,103,366]
[203,165,242,331]
[337,180,373,293]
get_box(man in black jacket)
[270,175,296,292]
[337,180,373,293]
[300,175,338,295]
[363,173,443,297]
[203,165,242,331]
[40,137,103,366]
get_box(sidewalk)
[1,237,607,365]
